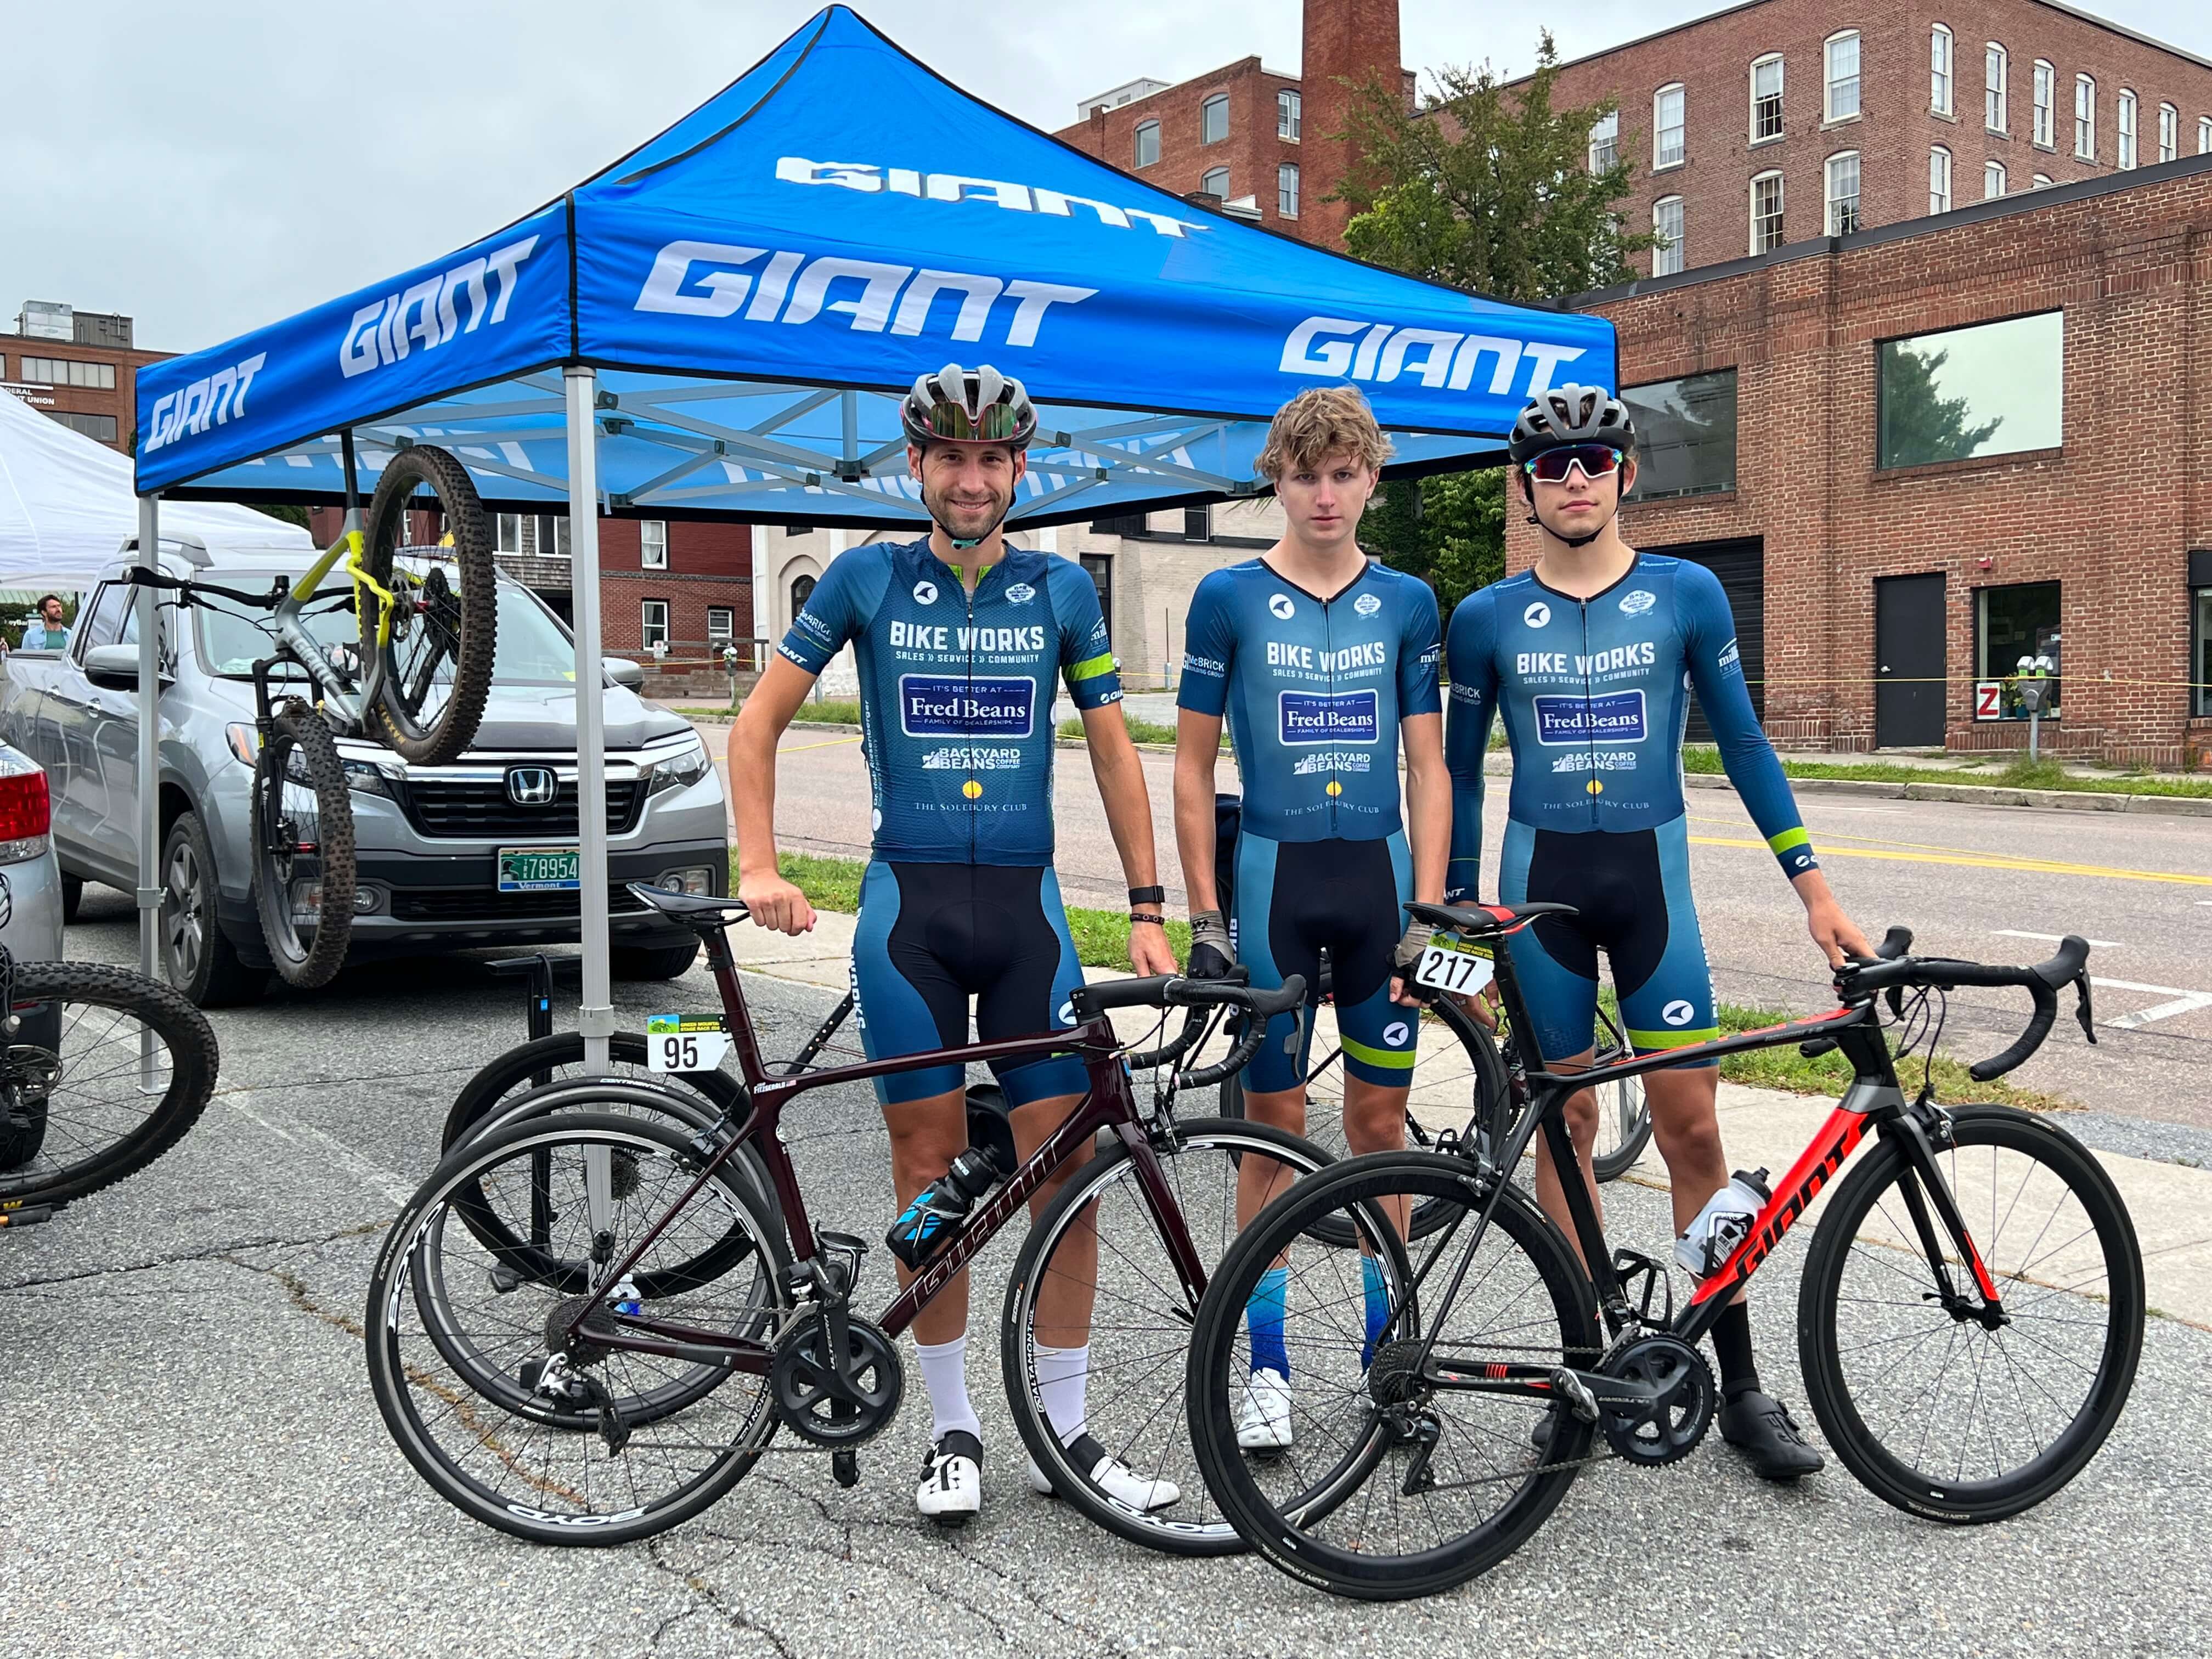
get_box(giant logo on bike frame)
[1278,690,1379,746]
[899,675,1037,738]
[1532,690,1647,746]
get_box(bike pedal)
[488,1267,522,1294]
[831,1451,860,1488]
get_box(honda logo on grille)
[506,768,558,806]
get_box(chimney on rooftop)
[1301,0,1403,248]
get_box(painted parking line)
[1993,929,2127,949]
[2095,978,2212,1031]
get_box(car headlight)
[644,737,712,796]
[342,758,397,798]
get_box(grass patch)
[680,701,864,726]
[1714,1002,2073,1110]
[772,850,864,913]
[1059,714,1181,744]
[1681,744,2212,798]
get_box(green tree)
[1877,345,2003,467]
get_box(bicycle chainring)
[770,1308,904,1447]
[1596,1335,1715,1467]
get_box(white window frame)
[1133,120,1159,168]
[1985,43,2007,132]
[1588,109,1620,172]
[1985,159,2007,198]
[1277,89,1301,141]
[1652,195,1684,275]
[1825,151,1861,235]
[2117,89,2137,167]
[1200,94,1229,146]
[1750,169,1785,253]
[1277,162,1300,218]
[2075,75,2096,160]
[1750,54,1785,143]
[2032,172,2053,189]
[706,606,735,644]
[496,514,523,554]
[640,600,670,652]
[640,519,668,571]
[1654,83,1686,167]
[2033,61,2055,146]
[2201,116,2212,155]
[1931,24,1954,116]
[1825,31,1861,122]
[1930,145,1953,213]
[2158,102,2178,161]
[1199,165,1229,199]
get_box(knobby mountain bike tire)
[1797,1105,2144,1523]
[361,443,498,767]
[0,962,221,1212]
[999,1116,1333,1559]
[251,698,356,989]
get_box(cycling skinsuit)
[1179,558,1442,1092]
[1444,554,1816,1067]
[780,536,1121,1107]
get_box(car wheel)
[161,813,266,1007]
[60,874,83,924]
[610,941,701,981]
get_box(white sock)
[915,1335,981,1443]
[1034,1342,1091,1445]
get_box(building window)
[1652,196,1684,275]
[1588,110,1619,172]
[1976,583,2063,716]
[495,514,569,557]
[1985,43,2007,131]
[2159,102,2179,161]
[1825,152,1861,235]
[1654,84,1686,166]
[1620,369,1738,501]
[1133,120,1159,168]
[1184,506,1212,541]
[1929,146,1953,213]
[2202,116,2212,154]
[1825,32,1861,121]
[1751,55,1784,142]
[640,520,668,570]
[2194,582,2212,716]
[1931,25,1953,115]
[2032,172,2053,188]
[50,411,119,443]
[1985,159,2007,198]
[2118,90,2137,167]
[707,606,735,644]
[1091,511,1148,538]
[2033,61,2056,146]
[18,357,116,390]
[640,600,670,652]
[496,514,522,552]
[2075,75,2095,159]
[789,573,816,614]
[1277,163,1300,218]
[1199,166,1230,200]
[1878,310,2064,470]
[1201,94,1228,145]
[1278,89,1301,140]
[1750,171,1785,252]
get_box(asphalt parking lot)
[4,891,2211,1658]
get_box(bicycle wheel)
[366,1113,787,1545]
[1000,1117,1331,1558]
[250,697,356,989]
[0,962,220,1211]
[1187,1150,1600,1601]
[360,443,497,766]
[441,1031,751,1154]
[1588,1008,1652,1183]
[1798,1105,2143,1523]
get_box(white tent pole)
[135,493,161,983]
[565,368,613,1071]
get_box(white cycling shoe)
[1026,1433,1181,1512]
[916,1430,984,1526]
[1236,1368,1295,1451]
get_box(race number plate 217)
[646,1013,732,1073]
[1413,940,1494,996]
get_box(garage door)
[1651,538,1764,744]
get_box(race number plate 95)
[646,1013,732,1073]
[1412,940,1494,996]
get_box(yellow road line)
[776,735,865,754]
[1689,835,2212,886]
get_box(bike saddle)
[1403,900,1578,938]
[624,882,754,927]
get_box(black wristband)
[1127,885,1166,906]
[1130,912,1166,926]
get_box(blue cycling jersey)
[1443,554,1816,895]
[779,536,1122,864]
[1178,558,1442,843]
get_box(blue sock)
[1246,1267,1289,1377]
[1361,1256,1391,1369]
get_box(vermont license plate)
[496,847,582,892]
[1412,938,1495,996]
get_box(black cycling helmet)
[901,363,1038,451]
[1506,383,1636,465]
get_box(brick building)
[1,302,171,452]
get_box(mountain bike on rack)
[366,883,1330,1556]
[134,441,496,987]
[1184,905,2142,1601]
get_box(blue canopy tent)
[132,4,1614,1057]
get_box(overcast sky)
[7,0,2209,352]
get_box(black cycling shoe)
[1718,1389,1824,1482]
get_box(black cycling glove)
[1187,910,1234,980]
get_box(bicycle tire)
[441,1031,751,1154]
[365,1112,787,1546]
[1797,1105,2144,1523]
[1186,1150,1600,1601]
[0,962,220,1210]
[1588,1008,1652,1183]
[1000,1117,1333,1558]
[360,443,497,766]
[251,698,356,989]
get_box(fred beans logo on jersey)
[1532,690,1647,747]
[1523,601,1551,629]
[899,675,1036,738]
[1619,589,1657,616]
[1279,690,1380,746]
[1354,592,1383,617]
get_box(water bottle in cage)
[1673,1169,1772,1279]
[886,1143,1009,1269]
